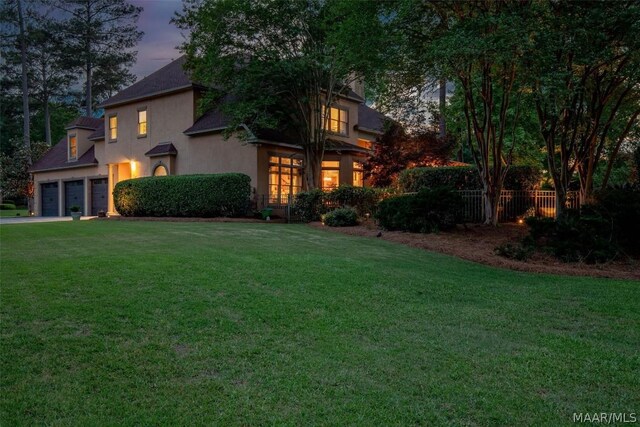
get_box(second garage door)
[64,180,85,216]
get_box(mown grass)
[0,209,29,217]
[1,221,638,425]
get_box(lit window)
[269,155,303,204]
[353,161,364,187]
[138,109,147,137]
[109,115,117,141]
[322,106,348,135]
[153,165,168,176]
[321,160,340,190]
[68,134,77,160]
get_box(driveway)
[0,216,96,225]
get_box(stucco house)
[29,56,386,217]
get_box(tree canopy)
[174,0,385,189]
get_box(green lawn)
[0,209,29,217]
[1,221,638,425]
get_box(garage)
[91,178,108,215]
[41,182,59,216]
[64,180,85,216]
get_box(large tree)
[53,0,142,116]
[529,0,640,213]
[0,0,32,158]
[374,1,535,225]
[174,0,384,189]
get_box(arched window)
[153,164,168,176]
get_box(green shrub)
[324,185,379,216]
[376,187,464,233]
[292,189,325,222]
[525,210,617,263]
[2,200,15,205]
[494,242,533,261]
[323,207,358,227]
[593,186,640,256]
[0,203,17,210]
[113,173,251,217]
[398,166,542,192]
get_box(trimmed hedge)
[0,203,17,210]
[292,189,325,222]
[398,166,542,192]
[323,207,358,227]
[113,173,251,217]
[293,185,384,222]
[375,187,464,233]
[323,185,378,217]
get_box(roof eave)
[99,84,200,109]
[30,161,99,174]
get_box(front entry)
[91,178,108,215]
[64,180,85,216]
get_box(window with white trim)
[138,108,147,137]
[108,115,118,141]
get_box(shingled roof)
[29,139,98,173]
[145,143,178,157]
[87,120,105,141]
[65,116,103,130]
[99,56,200,108]
[184,107,230,135]
[356,104,388,134]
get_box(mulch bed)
[310,221,640,281]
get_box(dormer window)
[138,108,147,137]
[322,106,348,136]
[68,134,77,160]
[109,115,118,141]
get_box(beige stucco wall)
[102,90,196,177]
[32,165,106,216]
[32,88,379,216]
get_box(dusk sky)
[129,0,185,80]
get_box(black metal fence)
[254,190,581,224]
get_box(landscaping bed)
[311,222,640,281]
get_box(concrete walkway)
[0,216,96,225]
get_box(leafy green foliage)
[322,207,358,227]
[376,187,464,233]
[594,187,640,256]
[174,0,385,188]
[323,185,378,217]
[113,174,251,217]
[525,212,617,264]
[0,203,17,210]
[494,242,534,262]
[398,166,542,192]
[292,189,326,222]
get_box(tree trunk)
[303,146,321,190]
[85,4,92,117]
[44,100,51,146]
[483,184,500,226]
[554,185,567,219]
[85,60,92,116]
[438,79,446,139]
[17,0,31,160]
